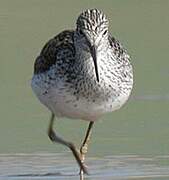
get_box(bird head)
[75,9,109,82]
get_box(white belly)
[31,75,130,121]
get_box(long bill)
[89,45,99,82]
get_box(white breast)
[31,72,131,122]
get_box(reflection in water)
[1,153,169,180]
[80,173,84,180]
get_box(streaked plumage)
[31,8,133,175]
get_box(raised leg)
[48,113,88,174]
[79,121,94,176]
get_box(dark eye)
[103,30,108,36]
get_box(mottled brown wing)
[33,30,74,74]
[108,35,129,59]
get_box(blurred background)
[0,0,169,177]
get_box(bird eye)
[103,30,108,36]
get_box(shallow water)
[1,153,169,180]
[0,0,169,179]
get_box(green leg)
[48,113,88,174]
[79,121,94,176]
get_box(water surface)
[1,153,169,180]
